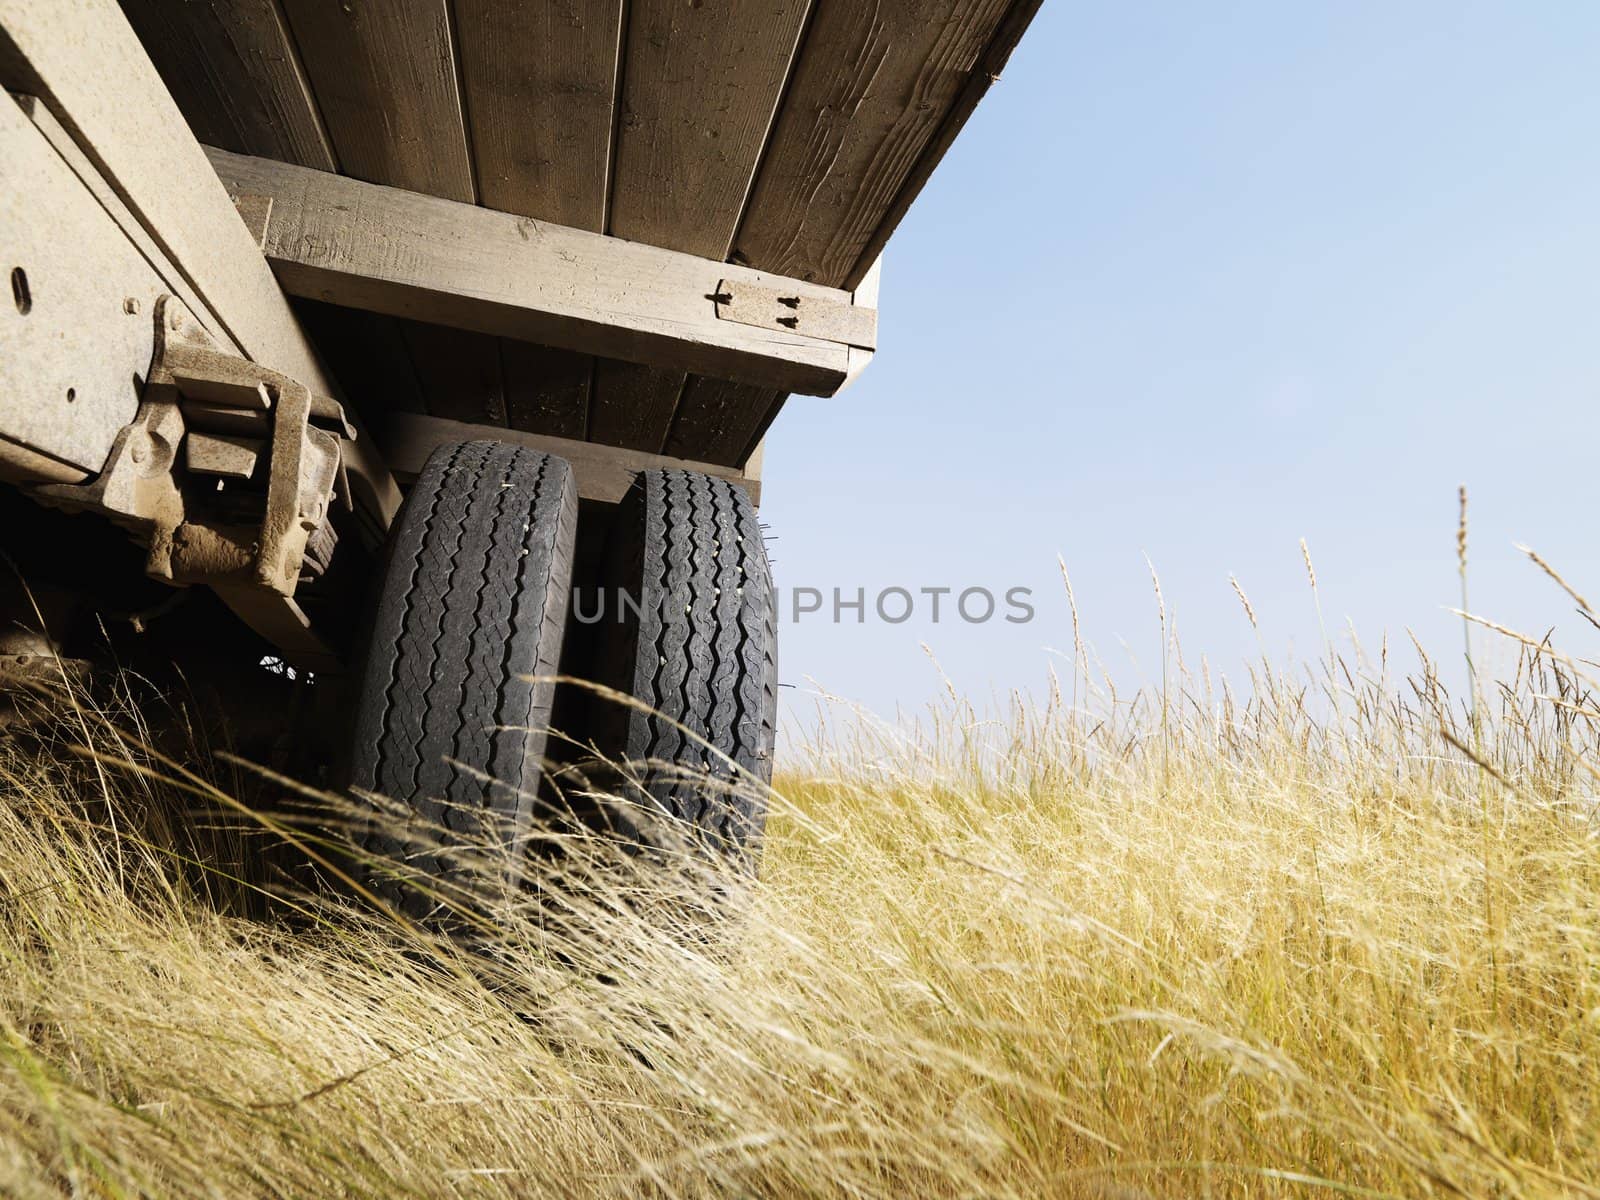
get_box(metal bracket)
[712,279,877,350]
[38,296,347,599]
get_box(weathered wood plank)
[663,254,879,467]
[595,0,818,466]
[120,0,335,171]
[454,0,620,225]
[845,0,1041,290]
[502,340,590,441]
[733,0,1015,288]
[280,0,493,439]
[610,0,811,260]
[0,0,401,526]
[677,0,1039,465]
[207,148,857,395]
[121,0,438,447]
[601,0,813,455]
[451,0,619,443]
[399,320,506,426]
[662,377,780,467]
[278,0,473,201]
[382,412,759,505]
[588,359,685,453]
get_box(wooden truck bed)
[120,0,1039,473]
[0,0,1041,884]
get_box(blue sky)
[759,1,1600,725]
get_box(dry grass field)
[2,551,1599,1197]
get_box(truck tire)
[346,440,577,916]
[589,469,777,866]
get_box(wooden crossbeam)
[207,148,877,398]
[380,413,761,507]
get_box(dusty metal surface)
[186,431,263,480]
[0,1,404,536]
[713,278,878,350]
[0,93,162,479]
[35,296,347,663]
[0,438,85,485]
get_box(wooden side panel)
[454,0,620,225]
[399,321,506,426]
[588,360,685,454]
[735,0,1014,287]
[674,0,1033,465]
[502,340,589,441]
[452,0,621,443]
[662,377,779,467]
[120,0,335,171]
[598,0,812,456]
[836,0,1042,290]
[278,0,483,424]
[609,0,811,258]
[279,0,472,201]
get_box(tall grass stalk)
[1,582,1599,1197]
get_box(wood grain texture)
[276,0,483,424]
[503,340,590,440]
[120,0,335,171]
[399,320,506,426]
[665,249,880,470]
[598,0,812,455]
[697,0,1038,465]
[121,0,441,446]
[279,0,472,201]
[663,255,876,467]
[588,359,685,454]
[207,147,854,394]
[453,0,620,225]
[609,0,811,259]
[451,0,620,443]
[841,0,1042,290]
[733,0,1012,288]
[662,377,780,467]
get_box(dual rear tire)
[344,442,775,915]
[589,467,778,863]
